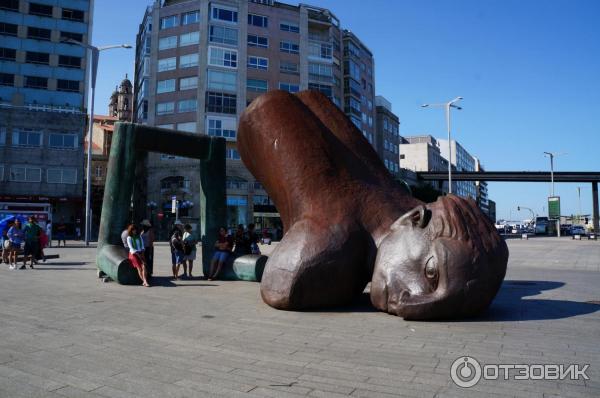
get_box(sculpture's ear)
[391,205,430,231]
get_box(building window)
[0,47,16,61]
[207,69,237,92]
[10,166,42,183]
[211,5,238,24]
[226,177,247,190]
[226,148,241,160]
[247,56,268,70]
[0,0,19,12]
[47,168,77,184]
[62,8,84,22]
[309,63,333,82]
[158,36,177,50]
[247,78,267,93]
[158,57,176,72]
[208,46,237,68]
[95,166,103,178]
[182,10,199,25]
[206,92,236,114]
[12,129,42,146]
[179,53,198,68]
[58,55,82,68]
[179,76,198,91]
[56,79,79,92]
[60,31,83,42]
[280,40,299,54]
[0,73,14,87]
[49,133,78,148]
[345,59,361,81]
[177,99,197,113]
[280,61,299,74]
[157,79,176,93]
[0,127,6,145]
[26,51,49,65]
[179,31,199,46]
[248,13,268,28]
[308,83,332,98]
[177,122,197,133]
[0,165,3,181]
[29,3,53,16]
[207,117,236,140]
[280,22,299,33]
[24,76,48,89]
[309,41,332,60]
[247,34,268,48]
[156,101,175,115]
[160,15,178,30]
[27,26,51,41]
[279,82,299,93]
[0,22,18,36]
[209,25,237,46]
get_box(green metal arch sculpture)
[96,122,226,284]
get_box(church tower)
[108,74,133,122]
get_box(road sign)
[548,196,560,219]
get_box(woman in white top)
[182,224,197,278]
[126,224,150,287]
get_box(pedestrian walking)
[1,221,14,265]
[23,216,42,268]
[7,220,25,269]
[56,221,67,247]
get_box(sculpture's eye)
[425,256,437,279]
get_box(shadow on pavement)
[474,280,600,322]
[148,276,218,288]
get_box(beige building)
[400,135,451,193]
[134,0,376,235]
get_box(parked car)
[571,225,586,236]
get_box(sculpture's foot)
[260,219,373,310]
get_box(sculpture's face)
[370,204,507,320]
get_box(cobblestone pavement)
[0,237,598,397]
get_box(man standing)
[23,216,42,269]
[45,221,52,247]
[56,220,67,247]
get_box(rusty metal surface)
[238,90,508,320]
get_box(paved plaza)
[0,237,598,398]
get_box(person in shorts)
[7,220,25,269]
[169,223,184,280]
[56,221,67,247]
[1,221,13,265]
[207,227,233,280]
[23,216,42,269]
[182,224,197,278]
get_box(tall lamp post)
[61,38,131,246]
[422,97,463,194]
[543,151,566,197]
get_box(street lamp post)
[61,38,131,246]
[422,97,463,194]
[543,151,566,197]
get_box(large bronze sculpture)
[238,90,508,320]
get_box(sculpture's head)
[371,195,508,320]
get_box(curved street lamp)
[61,38,131,246]
[421,97,463,194]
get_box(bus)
[535,216,549,235]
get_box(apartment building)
[134,0,377,233]
[374,95,400,176]
[474,156,490,217]
[0,0,93,227]
[437,138,476,200]
[399,135,451,193]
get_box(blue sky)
[92,0,600,221]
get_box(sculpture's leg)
[260,218,372,310]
